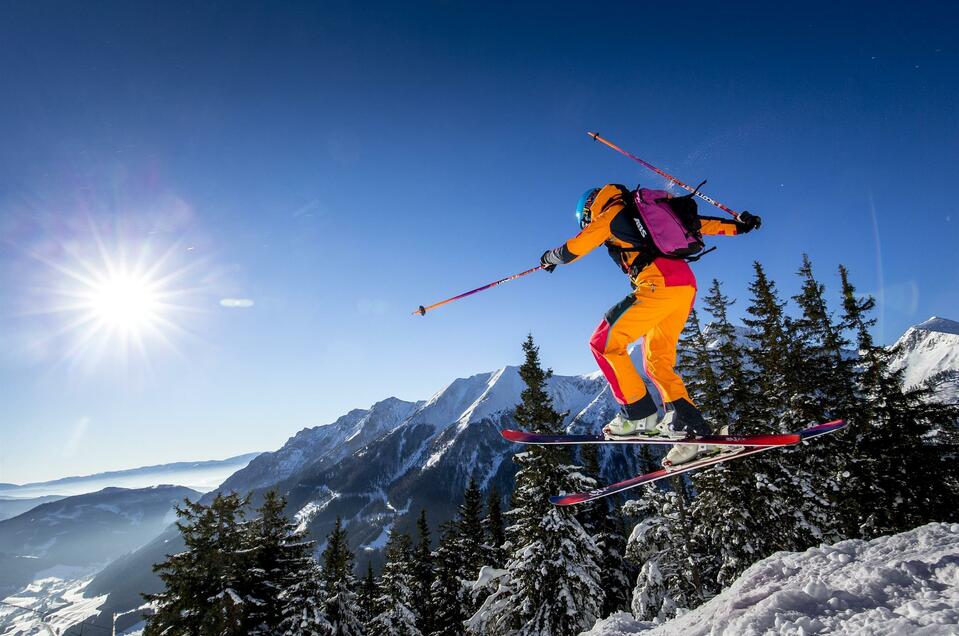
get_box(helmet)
[576,187,600,229]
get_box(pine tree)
[836,265,959,537]
[368,529,422,636]
[246,490,318,634]
[676,307,726,427]
[700,279,751,428]
[319,517,364,635]
[457,477,487,589]
[358,562,378,625]
[144,493,253,636]
[411,510,435,635]
[467,335,603,636]
[279,560,330,636]
[787,255,855,543]
[625,485,702,622]
[741,262,794,432]
[429,521,467,636]
[579,443,631,617]
[485,486,506,568]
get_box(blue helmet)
[576,187,600,229]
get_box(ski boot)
[661,398,718,469]
[603,394,675,439]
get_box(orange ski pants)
[589,284,695,408]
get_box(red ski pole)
[414,266,543,316]
[588,132,741,220]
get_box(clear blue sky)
[1,1,956,483]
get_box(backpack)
[629,186,709,260]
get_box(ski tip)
[500,429,528,443]
[550,493,591,507]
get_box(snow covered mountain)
[81,316,959,627]
[890,316,959,403]
[584,522,959,635]
[0,485,197,599]
[84,364,645,627]
[0,453,261,499]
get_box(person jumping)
[540,184,761,467]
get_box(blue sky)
[1,1,956,483]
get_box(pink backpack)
[632,188,706,260]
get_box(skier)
[540,184,761,466]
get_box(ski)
[548,420,846,506]
[500,429,800,447]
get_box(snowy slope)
[890,316,959,403]
[583,522,959,635]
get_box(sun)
[28,235,203,370]
[87,271,163,333]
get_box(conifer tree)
[836,265,959,537]
[411,510,435,635]
[246,490,318,633]
[787,256,854,542]
[429,521,467,636]
[467,335,603,636]
[700,279,752,427]
[145,493,253,636]
[319,517,364,635]
[676,307,726,427]
[279,560,330,636]
[485,486,506,568]
[457,477,487,587]
[733,262,818,552]
[741,262,794,431]
[579,443,631,617]
[625,485,704,622]
[369,529,422,636]
[358,562,378,625]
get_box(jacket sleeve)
[543,184,628,265]
[699,215,746,236]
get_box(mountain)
[584,522,959,635]
[83,316,959,627]
[0,495,65,522]
[889,316,959,403]
[0,485,198,600]
[0,453,261,499]
[84,365,645,628]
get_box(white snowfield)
[583,523,959,636]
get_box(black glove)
[738,211,762,233]
[540,250,559,273]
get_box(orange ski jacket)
[546,184,745,289]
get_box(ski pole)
[588,131,741,220]
[414,266,543,316]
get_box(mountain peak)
[914,316,959,336]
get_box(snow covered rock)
[890,316,959,403]
[582,522,959,635]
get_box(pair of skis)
[499,420,846,506]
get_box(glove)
[738,211,762,233]
[540,250,558,273]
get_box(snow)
[363,522,393,551]
[0,575,109,636]
[916,316,959,336]
[582,522,959,635]
[889,316,959,402]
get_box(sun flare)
[28,234,204,369]
[88,272,163,332]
